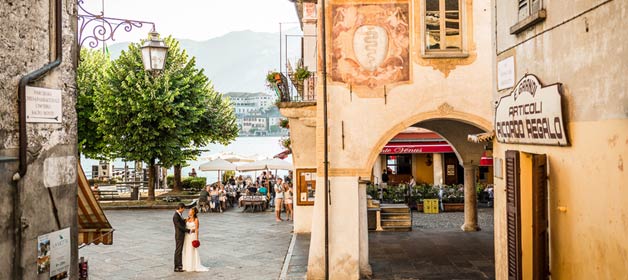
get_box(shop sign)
[37,228,71,279]
[497,56,515,90]
[382,147,423,154]
[495,74,568,146]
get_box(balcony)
[269,70,317,109]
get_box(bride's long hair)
[190,207,198,219]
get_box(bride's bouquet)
[192,240,200,248]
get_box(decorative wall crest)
[330,2,410,92]
[437,102,454,115]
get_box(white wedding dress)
[182,220,208,272]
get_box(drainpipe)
[12,0,63,278]
[320,0,330,279]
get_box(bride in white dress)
[182,207,208,272]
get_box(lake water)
[80,136,291,184]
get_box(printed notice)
[49,228,71,279]
[25,86,62,123]
[497,56,515,90]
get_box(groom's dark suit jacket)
[173,211,189,268]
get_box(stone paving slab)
[80,209,293,280]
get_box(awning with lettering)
[381,142,454,154]
[78,164,114,247]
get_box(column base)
[460,223,481,232]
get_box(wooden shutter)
[532,154,549,279]
[518,0,529,19]
[505,151,522,280]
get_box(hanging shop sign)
[495,74,568,146]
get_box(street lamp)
[141,31,169,72]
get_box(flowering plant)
[192,240,200,248]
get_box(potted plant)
[279,118,289,129]
[441,184,465,212]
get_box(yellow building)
[280,0,626,279]
[281,0,495,278]
[492,0,628,279]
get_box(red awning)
[480,157,493,166]
[382,142,454,154]
[274,149,292,159]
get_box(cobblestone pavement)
[413,208,494,231]
[369,208,495,279]
[282,208,495,280]
[80,209,293,280]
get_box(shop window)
[386,155,412,175]
[424,0,466,56]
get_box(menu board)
[296,168,317,206]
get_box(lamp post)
[140,31,168,72]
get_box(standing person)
[182,207,209,272]
[274,178,284,222]
[283,183,293,221]
[173,203,192,272]
[381,169,389,200]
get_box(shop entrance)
[361,118,496,279]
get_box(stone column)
[307,176,361,280]
[461,163,480,231]
[433,153,444,186]
[358,182,372,278]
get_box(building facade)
[281,0,496,278]
[0,0,79,279]
[492,0,628,279]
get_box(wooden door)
[532,154,549,279]
[506,151,522,280]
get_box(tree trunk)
[173,164,182,192]
[148,159,156,201]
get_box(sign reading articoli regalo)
[495,74,568,146]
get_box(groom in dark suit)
[173,203,193,272]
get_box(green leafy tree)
[77,49,110,159]
[94,36,238,200]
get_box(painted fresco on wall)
[330,2,410,91]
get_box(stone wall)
[0,0,78,279]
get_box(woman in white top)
[274,178,284,221]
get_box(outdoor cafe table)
[239,195,267,212]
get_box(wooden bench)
[93,190,120,201]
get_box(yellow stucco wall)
[494,120,628,279]
[493,0,628,278]
[413,154,435,184]
[280,106,318,233]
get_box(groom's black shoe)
[174,267,184,272]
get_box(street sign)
[25,86,62,123]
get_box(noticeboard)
[296,168,316,206]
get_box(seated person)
[247,184,258,194]
[258,184,268,196]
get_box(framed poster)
[296,168,317,206]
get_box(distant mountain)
[107,29,302,93]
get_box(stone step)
[380,206,410,214]
[381,219,412,227]
[381,213,411,220]
[381,225,412,232]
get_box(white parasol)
[199,158,237,184]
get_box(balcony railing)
[272,72,317,103]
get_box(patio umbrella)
[207,152,256,163]
[198,158,237,184]
[237,158,293,172]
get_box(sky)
[80,0,300,43]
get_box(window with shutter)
[505,150,522,280]
[532,154,549,279]
[511,0,546,34]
